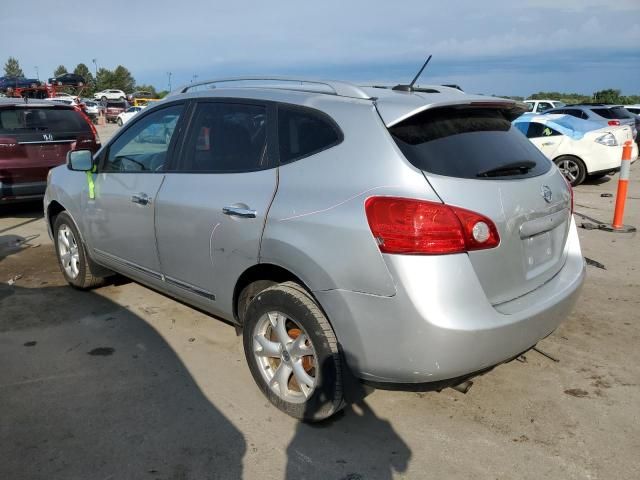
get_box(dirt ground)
[1,127,638,479]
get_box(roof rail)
[170,76,373,100]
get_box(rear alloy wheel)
[554,155,586,186]
[53,212,104,289]
[243,282,344,421]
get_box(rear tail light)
[75,106,101,145]
[560,174,574,214]
[595,132,617,146]
[608,120,620,126]
[365,196,500,255]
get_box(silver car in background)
[44,77,585,421]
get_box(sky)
[1,0,639,97]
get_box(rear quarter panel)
[261,99,441,296]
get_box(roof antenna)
[393,55,432,92]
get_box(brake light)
[365,197,500,255]
[75,106,100,145]
[608,120,620,126]
[561,175,574,214]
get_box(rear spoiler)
[380,97,528,127]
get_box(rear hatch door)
[387,104,572,305]
[0,104,96,183]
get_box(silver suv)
[45,77,586,421]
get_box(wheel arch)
[233,263,319,326]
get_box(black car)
[0,76,42,91]
[48,73,85,87]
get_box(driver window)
[102,104,183,172]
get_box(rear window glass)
[0,107,90,134]
[592,107,633,119]
[278,106,341,164]
[389,107,551,179]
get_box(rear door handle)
[223,206,256,218]
[131,193,151,205]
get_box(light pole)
[92,58,98,80]
[167,72,172,91]
[34,66,39,80]
[191,74,198,84]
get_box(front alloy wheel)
[53,211,105,289]
[57,224,80,279]
[555,155,586,186]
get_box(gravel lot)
[1,125,638,479]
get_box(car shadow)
[582,175,613,186]
[0,199,44,219]
[285,358,412,479]
[0,282,246,480]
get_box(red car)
[0,99,100,203]
[104,100,128,123]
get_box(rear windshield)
[0,107,90,134]
[592,107,633,119]
[389,107,551,179]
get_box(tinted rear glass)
[278,106,341,164]
[0,107,90,134]
[389,107,551,179]
[592,107,633,119]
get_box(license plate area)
[523,230,554,278]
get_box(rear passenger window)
[278,106,341,164]
[179,102,268,173]
[526,123,561,138]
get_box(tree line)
[3,56,168,98]
[504,89,640,105]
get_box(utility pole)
[92,58,98,80]
[167,72,172,91]
[34,66,39,80]
[191,74,198,84]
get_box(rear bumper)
[315,218,585,384]
[0,181,47,202]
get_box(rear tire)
[554,155,586,186]
[53,212,105,289]
[243,281,344,422]
[101,96,107,102]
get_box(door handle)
[131,193,151,205]
[223,206,256,218]
[542,142,556,146]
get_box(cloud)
[1,0,638,95]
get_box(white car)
[514,114,638,186]
[54,92,79,103]
[94,89,127,102]
[524,99,566,114]
[624,105,640,117]
[116,105,145,126]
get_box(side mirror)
[67,149,94,171]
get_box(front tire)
[101,96,107,102]
[243,282,344,422]
[554,155,587,186]
[117,117,123,127]
[53,212,104,289]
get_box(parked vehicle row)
[44,78,584,421]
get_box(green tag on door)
[86,167,96,199]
